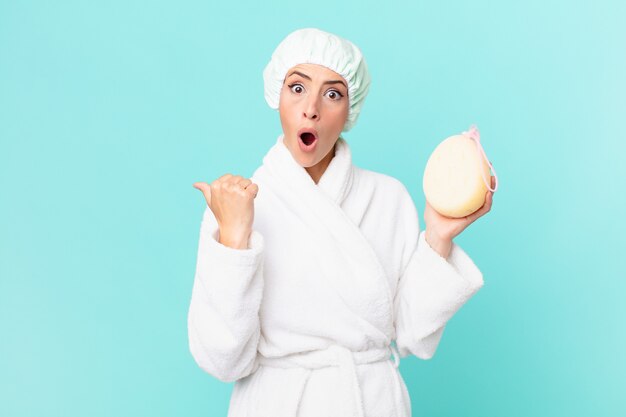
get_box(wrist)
[425,229,452,259]
[218,228,251,249]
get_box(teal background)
[1,0,624,416]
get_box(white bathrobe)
[187,134,484,417]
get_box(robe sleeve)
[187,207,265,382]
[393,186,484,360]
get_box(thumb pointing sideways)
[192,182,212,207]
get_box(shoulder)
[354,165,420,228]
[354,166,414,204]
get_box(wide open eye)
[325,89,344,100]
[288,83,305,94]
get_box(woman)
[188,28,494,417]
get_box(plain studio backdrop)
[1,1,624,416]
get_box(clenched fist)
[193,174,259,249]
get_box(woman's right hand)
[193,174,259,249]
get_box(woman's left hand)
[424,175,495,257]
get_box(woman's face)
[279,63,349,174]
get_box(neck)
[306,143,336,184]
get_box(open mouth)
[300,132,317,146]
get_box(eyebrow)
[287,70,347,89]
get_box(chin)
[294,154,320,168]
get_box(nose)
[303,94,320,120]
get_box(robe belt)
[258,344,404,417]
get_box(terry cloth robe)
[187,134,484,417]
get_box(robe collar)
[263,133,355,206]
[257,132,395,342]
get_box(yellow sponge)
[423,126,495,218]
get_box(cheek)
[279,106,298,133]
[279,104,297,125]
[279,91,296,116]
[330,104,349,127]
[278,88,289,111]
[278,93,289,117]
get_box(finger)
[466,193,492,224]
[246,183,259,198]
[226,175,244,185]
[224,180,246,193]
[236,178,252,188]
[216,173,234,183]
[485,190,493,210]
[193,182,212,207]
[465,208,484,225]
[481,189,493,210]
[480,192,493,213]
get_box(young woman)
[188,27,494,417]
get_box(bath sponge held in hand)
[423,125,499,218]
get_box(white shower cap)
[262,28,371,132]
